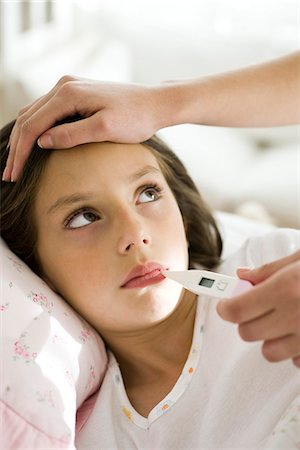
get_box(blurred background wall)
[0,0,299,228]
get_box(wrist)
[152,80,207,129]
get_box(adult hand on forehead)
[217,250,300,368]
[4,76,162,182]
[5,52,300,182]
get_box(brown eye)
[138,186,161,203]
[66,210,100,229]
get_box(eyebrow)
[128,165,160,183]
[47,165,161,215]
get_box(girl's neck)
[104,290,197,390]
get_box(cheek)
[160,201,189,262]
[42,254,112,326]
[37,235,111,308]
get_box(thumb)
[237,250,300,285]
[38,115,106,149]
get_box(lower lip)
[122,269,166,289]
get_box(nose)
[116,210,151,255]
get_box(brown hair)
[0,118,222,276]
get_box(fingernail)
[237,267,251,274]
[11,168,17,183]
[2,166,9,181]
[38,134,53,148]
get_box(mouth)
[121,263,168,289]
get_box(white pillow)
[1,238,107,446]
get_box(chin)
[146,285,182,318]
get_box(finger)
[5,96,53,180]
[262,334,300,363]
[18,97,46,116]
[38,112,108,149]
[292,356,300,368]
[8,80,66,151]
[4,120,22,180]
[238,307,298,342]
[10,96,78,181]
[217,279,275,323]
[237,250,300,284]
[6,76,78,180]
[8,100,37,149]
[9,80,66,145]
[217,263,299,325]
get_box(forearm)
[5,51,300,182]
[156,51,300,128]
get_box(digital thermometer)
[162,270,252,299]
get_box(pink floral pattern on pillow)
[1,238,108,448]
[14,338,38,363]
[29,291,54,313]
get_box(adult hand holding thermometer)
[162,269,253,298]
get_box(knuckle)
[58,79,80,99]
[59,81,75,96]
[16,108,26,122]
[285,266,300,296]
[94,117,115,142]
[58,74,76,85]
[273,264,300,302]
[18,105,30,115]
[19,117,34,136]
[57,125,74,147]
[99,116,113,135]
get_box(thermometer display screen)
[199,277,215,288]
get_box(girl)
[1,119,299,449]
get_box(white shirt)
[76,228,300,449]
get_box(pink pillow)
[1,239,107,448]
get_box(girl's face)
[34,142,189,334]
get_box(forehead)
[43,141,161,182]
[35,142,164,204]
